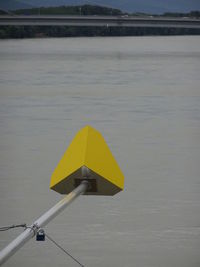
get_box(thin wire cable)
[45,233,85,267]
[0,224,27,231]
[0,224,85,266]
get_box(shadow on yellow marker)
[50,125,124,196]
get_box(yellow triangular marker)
[50,126,124,195]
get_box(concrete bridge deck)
[0,15,200,28]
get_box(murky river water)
[0,36,200,267]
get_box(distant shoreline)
[0,25,200,39]
[0,6,199,39]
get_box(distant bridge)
[0,15,200,29]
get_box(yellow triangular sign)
[50,126,124,196]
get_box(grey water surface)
[0,36,200,267]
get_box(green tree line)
[14,5,123,16]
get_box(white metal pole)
[0,181,89,266]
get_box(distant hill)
[1,0,200,14]
[0,0,31,11]
[15,5,123,16]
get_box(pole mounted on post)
[0,125,124,266]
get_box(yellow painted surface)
[84,126,124,190]
[50,125,124,195]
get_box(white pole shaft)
[0,181,88,266]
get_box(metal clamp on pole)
[0,181,89,266]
